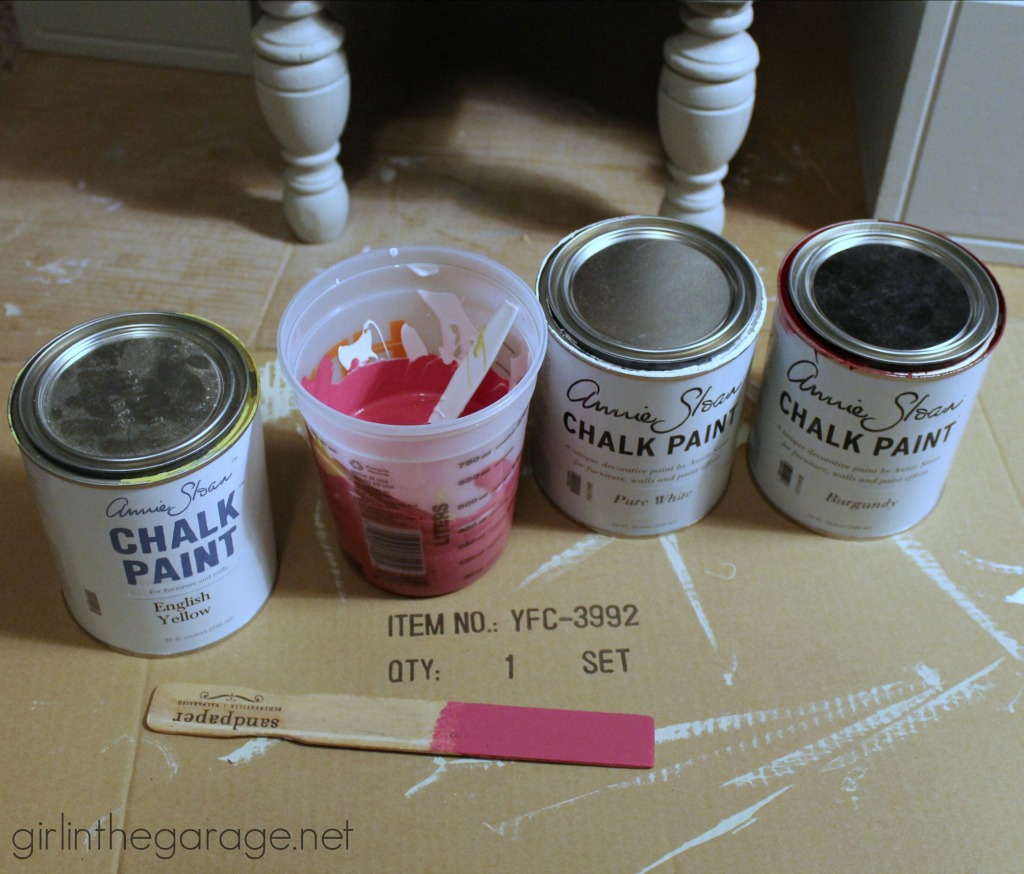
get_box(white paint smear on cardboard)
[219,737,280,765]
[259,359,298,424]
[656,666,940,745]
[661,533,737,683]
[142,736,179,779]
[26,257,91,285]
[958,550,1024,604]
[406,757,507,797]
[726,659,1001,789]
[722,676,945,788]
[485,661,989,840]
[820,658,1002,774]
[635,786,792,873]
[88,809,124,844]
[959,550,1024,576]
[660,534,717,651]
[895,534,1023,660]
[516,534,612,590]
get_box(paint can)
[748,220,1006,538]
[8,312,278,655]
[532,216,766,536]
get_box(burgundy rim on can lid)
[9,312,257,481]
[538,216,762,370]
[785,221,1002,370]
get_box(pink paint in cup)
[277,247,547,596]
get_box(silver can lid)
[785,221,1002,369]
[9,312,257,480]
[538,216,762,369]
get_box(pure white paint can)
[532,217,766,536]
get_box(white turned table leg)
[658,1,759,233]
[252,0,350,243]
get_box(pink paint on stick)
[431,701,655,769]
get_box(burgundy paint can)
[748,220,1005,538]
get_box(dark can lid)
[9,312,258,481]
[785,221,1003,369]
[538,216,763,369]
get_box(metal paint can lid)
[538,216,762,370]
[9,311,258,481]
[785,220,1003,370]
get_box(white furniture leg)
[657,1,758,233]
[252,0,350,243]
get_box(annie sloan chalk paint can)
[748,220,1005,538]
[8,312,277,655]
[533,216,766,536]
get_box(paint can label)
[532,333,757,536]
[22,412,276,655]
[748,309,991,537]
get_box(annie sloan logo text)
[781,359,962,456]
[106,474,233,519]
[561,378,743,458]
[106,479,240,586]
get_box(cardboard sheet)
[2,2,1022,870]
[3,313,1022,870]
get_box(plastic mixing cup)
[278,246,547,596]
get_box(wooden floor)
[10,1,1018,371]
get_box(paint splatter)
[660,533,736,684]
[259,359,298,424]
[660,534,717,650]
[722,668,947,788]
[99,734,134,754]
[26,257,91,285]
[959,551,1024,576]
[839,765,869,810]
[405,756,507,797]
[483,784,608,839]
[483,661,989,840]
[142,736,180,779]
[219,737,280,765]
[516,533,613,590]
[654,671,934,744]
[87,809,124,845]
[819,659,1002,775]
[635,786,792,873]
[894,534,1022,660]
[958,550,1024,604]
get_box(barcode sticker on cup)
[363,521,426,577]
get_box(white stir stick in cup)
[427,301,520,424]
